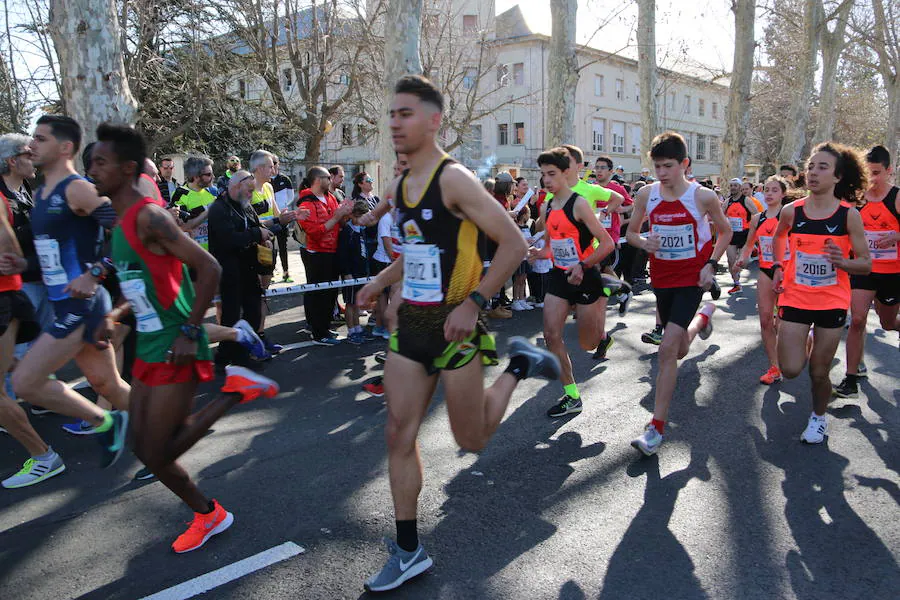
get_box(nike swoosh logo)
[796,222,806,228]
[399,547,421,571]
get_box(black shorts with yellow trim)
[390,302,498,376]
[850,272,900,306]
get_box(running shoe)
[2,454,65,489]
[631,424,663,456]
[507,336,562,380]
[363,379,384,397]
[221,365,279,404]
[857,362,867,378]
[759,366,783,385]
[709,279,722,300]
[372,326,391,340]
[547,396,582,418]
[29,405,55,416]
[832,376,858,399]
[0,426,6,434]
[348,331,365,345]
[313,336,341,346]
[511,300,529,311]
[487,306,512,319]
[592,335,614,360]
[234,320,268,361]
[698,303,716,340]
[97,411,129,469]
[800,414,828,444]
[172,499,234,553]
[641,325,663,346]
[263,339,283,355]
[534,302,544,308]
[727,283,742,295]
[282,274,294,283]
[375,351,387,364]
[62,419,98,435]
[134,466,156,481]
[618,290,633,316]
[365,538,433,592]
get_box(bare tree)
[48,0,137,140]
[546,0,577,147]
[869,0,900,162]
[778,0,822,164]
[814,0,854,142]
[721,0,756,178]
[637,0,659,168]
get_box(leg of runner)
[726,245,741,292]
[778,321,811,381]
[591,295,613,360]
[542,294,580,417]
[874,300,900,332]
[794,325,843,444]
[837,288,876,398]
[757,273,782,384]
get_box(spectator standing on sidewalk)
[329,165,345,201]
[215,155,241,192]
[156,157,179,206]
[271,155,294,283]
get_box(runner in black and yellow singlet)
[355,75,560,593]
[89,124,280,555]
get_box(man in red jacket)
[298,166,352,345]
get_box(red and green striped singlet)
[110,198,212,367]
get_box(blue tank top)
[31,174,104,301]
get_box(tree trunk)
[871,0,899,165]
[813,0,852,143]
[48,0,138,144]
[378,0,423,189]
[637,0,658,168]
[545,0,578,148]
[778,0,821,164]
[721,0,755,179]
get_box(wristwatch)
[468,290,489,310]
[705,259,718,268]
[771,262,783,271]
[88,263,107,281]
[179,324,202,341]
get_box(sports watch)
[179,324,202,341]
[468,290,489,310]
[88,263,107,281]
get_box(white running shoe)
[631,424,663,456]
[800,414,828,444]
[511,300,528,311]
[698,302,716,340]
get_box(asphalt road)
[0,267,898,600]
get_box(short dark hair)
[328,165,343,177]
[649,131,687,162]
[96,123,147,182]
[308,166,330,181]
[160,157,174,166]
[778,164,798,176]
[560,144,583,165]
[81,142,96,174]
[595,156,613,170]
[866,145,891,169]
[537,147,571,172]
[36,114,82,154]
[394,74,444,112]
[686,156,693,168]
[514,176,526,185]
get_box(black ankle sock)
[846,373,859,383]
[504,355,530,381]
[199,500,215,515]
[396,519,418,552]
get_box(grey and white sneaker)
[617,289,633,316]
[697,302,716,340]
[631,424,663,456]
[800,414,828,444]
[364,538,433,592]
[2,453,66,489]
[857,362,867,378]
[507,336,561,380]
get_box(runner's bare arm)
[355,177,400,227]
[606,190,625,215]
[698,187,732,261]
[737,212,763,266]
[625,186,650,250]
[0,195,23,256]
[139,203,221,327]
[833,208,871,275]
[573,196,615,268]
[183,207,209,231]
[66,178,110,216]
[772,203,795,266]
[356,258,402,309]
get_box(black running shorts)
[779,306,847,329]
[653,286,704,330]
[849,272,900,306]
[0,290,40,344]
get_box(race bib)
[34,238,68,287]
[865,230,899,261]
[120,277,164,332]
[728,216,744,232]
[550,237,580,268]
[759,236,774,264]
[598,210,613,229]
[402,244,443,302]
[651,224,696,261]
[795,251,837,288]
[192,222,209,246]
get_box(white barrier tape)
[265,276,377,298]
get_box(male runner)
[724,178,759,293]
[532,147,616,418]
[356,75,560,592]
[772,142,870,443]
[594,155,635,310]
[626,132,732,456]
[88,123,279,552]
[833,144,898,398]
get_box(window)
[283,69,293,91]
[630,124,641,155]
[513,63,525,86]
[463,67,477,90]
[498,123,509,146]
[342,124,353,146]
[684,95,691,115]
[594,75,604,97]
[710,136,720,161]
[592,118,606,152]
[464,124,483,160]
[696,134,707,160]
[684,132,694,156]
[615,78,624,101]
[496,64,509,87]
[634,83,640,104]
[712,102,719,119]
[514,122,525,145]
[238,79,246,99]
[698,98,705,117]
[611,121,625,153]
[462,14,478,33]
[357,124,367,145]
[339,74,350,85]
[668,91,676,111]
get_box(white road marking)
[139,541,305,600]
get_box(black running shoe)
[374,351,387,364]
[547,396,583,418]
[134,466,156,481]
[592,335,614,360]
[618,289,633,316]
[709,280,721,300]
[832,376,858,399]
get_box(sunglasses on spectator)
[364,177,373,183]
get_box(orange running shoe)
[172,499,234,553]
[759,366,783,385]
[221,365,279,404]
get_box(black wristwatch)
[179,323,202,341]
[468,290,489,310]
[705,259,718,268]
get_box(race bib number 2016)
[795,251,837,288]
[402,244,443,302]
